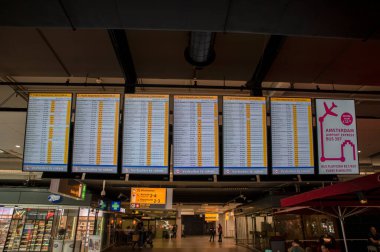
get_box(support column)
[246,35,286,97]
[108,29,137,94]
[176,212,182,240]
[338,206,348,252]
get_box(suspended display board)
[173,96,219,175]
[23,93,72,172]
[130,187,173,210]
[223,96,267,175]
[122,94,169,174]
[316,99,359,174]
[72,94,120,174]
[271,98,314,175]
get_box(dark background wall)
[182,215,208,236]
[342,212,380,251]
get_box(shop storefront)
[234,207,339,251]
[121,217,177,239]
[0,188,117,252]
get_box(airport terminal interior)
[0,1,380,252]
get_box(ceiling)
[267,38,380,85]
[2,0,380,39]
[1,28,380,85]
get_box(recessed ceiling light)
[15,145,21,148]
[358,150,361,153]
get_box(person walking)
[321,245,330,252]
[217,224,223,242]
[172,224,178,238]
[368,226,380,252]
[209,225,216,242]
[288,239,305,252]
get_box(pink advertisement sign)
[316,99,359,174]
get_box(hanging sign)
[205,213,219,222]
[316,99,359,174]
[130,188,172,209]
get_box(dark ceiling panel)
[0,0,69,27]
[0,28,68,76]
[127,31,267,81]
[265,37,350,83]
[63,0,229,31]
[127,30,193,79]
[42,29,123,77]
[1,1,380,39]
[266,37,380,85]
[228,0,380,39]
[317,40,380,85]
[197,33,268,81]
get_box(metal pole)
[338,206,348,252]
[234,215,238,244]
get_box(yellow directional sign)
[205,213,219,222]
[131,188,166,205]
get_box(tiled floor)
[109,236,252,251]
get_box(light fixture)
[0,149,4,153]
[356,191,367,204]
[358,150,361,153]
[185,32,216,67]
[15,145,21,148]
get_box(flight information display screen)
[72,94,120,174]
[122,94,169,174]
[223,96,268,175]
[23,93,72,172]
[271,98,314,175]
[173,96,219,175]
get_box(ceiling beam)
[247,35,286,96]
[107,29,137,94]
[3,82,380,96]
[0,107,27,112]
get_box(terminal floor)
[109,236,252,251]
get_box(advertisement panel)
[316,99,359,174]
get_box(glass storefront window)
[51,208,80,252]
[76,208,103,252]
[303,215,337,239]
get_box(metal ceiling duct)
[185,32,216,67]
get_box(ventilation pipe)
[185,32,216,68]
